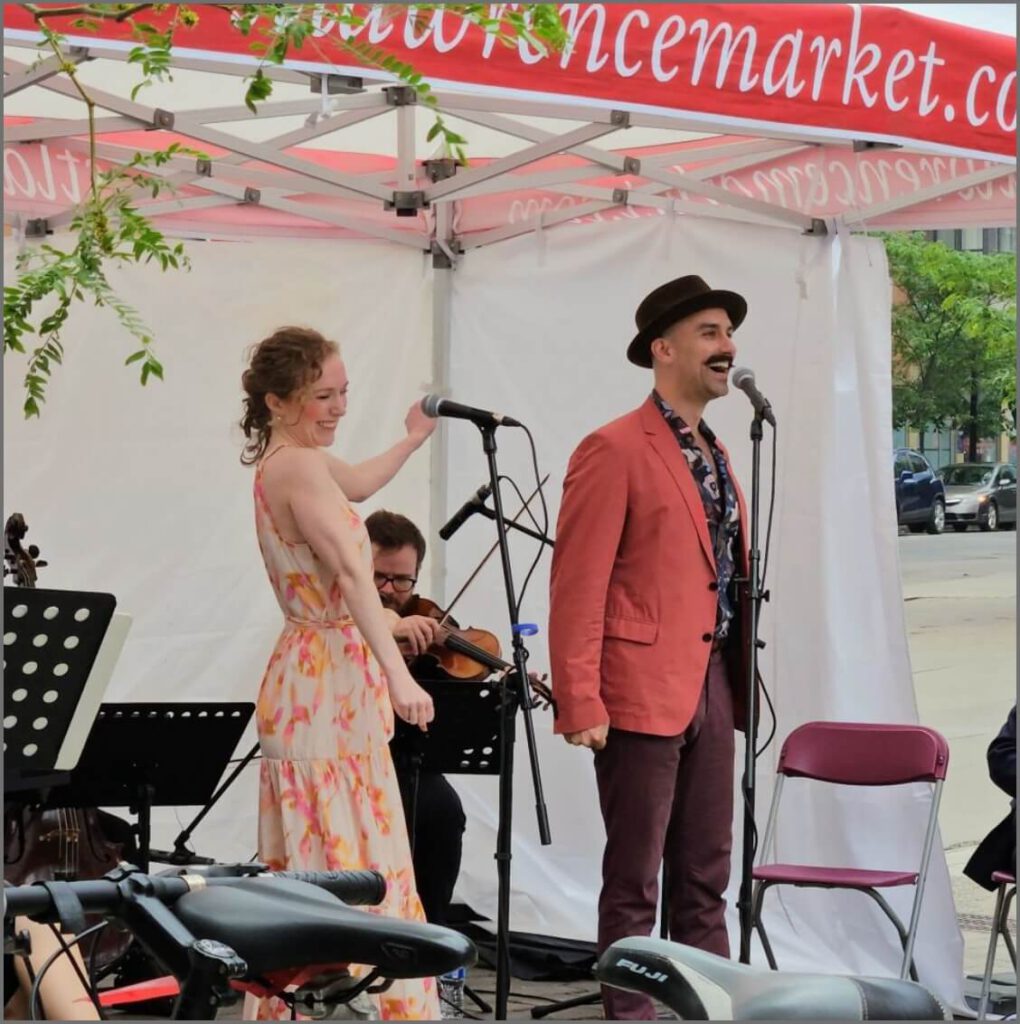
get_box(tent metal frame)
[6,38,1016,256]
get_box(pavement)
[898,529,1016,996]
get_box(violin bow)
[436,474,551,628]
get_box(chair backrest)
[777,722,949,785]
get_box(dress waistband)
[284,616,355,630]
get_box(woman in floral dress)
[239,326,440,1020]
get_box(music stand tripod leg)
[165,741,261,864]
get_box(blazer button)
[708,581,719,592]
[702,633,713,643]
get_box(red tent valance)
[4,3,1016,160]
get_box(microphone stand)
[474,423,552,1020]
[737,408,769,964]
[473,506,553,548]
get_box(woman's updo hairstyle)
[240,326,340,465]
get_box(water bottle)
[438,966,466,1018]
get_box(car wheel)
[926,498,945,534]
[952,524,968,533]
[980,502,998,532]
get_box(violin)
[401,594,507,681]
[3,513,131,974]
[399,595,552,708]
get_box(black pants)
[394,763,466,926]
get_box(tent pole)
[429,238,454,603]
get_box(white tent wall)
[2,204,966,1010]
[3,236,435,860]
[441,214,962,1005]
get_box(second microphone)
[439,483,492,540]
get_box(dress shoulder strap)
[258,443,297,474]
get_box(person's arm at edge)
[988,705,1016,797]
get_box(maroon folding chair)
[752,722,950,981]
[977,869,1016,1020]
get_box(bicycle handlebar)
[3,867,386,922]
[4,864,474,1021]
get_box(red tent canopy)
[4,4,1016,246]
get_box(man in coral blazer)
[550,275,754,1021]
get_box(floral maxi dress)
[248,453,439,1021]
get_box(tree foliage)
[884,232,1017,443]
[4,3,568,416]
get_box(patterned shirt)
[652,390,741,640]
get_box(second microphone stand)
[471,423,552,1020]
[736,407,771,964]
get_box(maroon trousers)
[594,651,736,1020]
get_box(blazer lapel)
[638,399,716,570]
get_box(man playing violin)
[365,510,467,927]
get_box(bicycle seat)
[597,937,949,1020]
[172,877,476,978]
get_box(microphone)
[731,367,776,426]
[420,394,521,429]
[439,482,493,541]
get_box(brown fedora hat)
[628,275,748,368]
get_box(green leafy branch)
[5,143,200,416]
[7,3,567,417]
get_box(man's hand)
[564,724,609,750]
[393,614,442,656]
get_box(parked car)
[894,448,945,534]
[937,462,1017,532]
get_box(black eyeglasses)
[374,572,417,593]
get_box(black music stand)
[391,677,502,777]
[49,702,255,872]
[3,587,126,797]
[392,677,504,1016]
